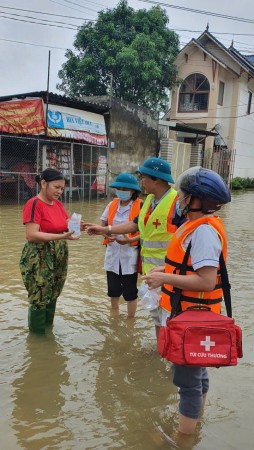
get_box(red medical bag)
[158,308,243,367]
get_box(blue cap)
[137,157,174,183]
[109,173,141,192]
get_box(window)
[218,81,225,106]
[178,73,210,112]
[247,91,252,115]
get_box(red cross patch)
[152,219,161,229]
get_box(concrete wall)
[234,76,254,177]
[108,98,158,182]
[160,138,191,182]
[81,96,159,186]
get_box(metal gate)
[0,135,108,204]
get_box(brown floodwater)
[0,191,253,450]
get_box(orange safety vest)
[160,215,227,314]
[103,197,143,246]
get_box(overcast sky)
[1,0,254,97]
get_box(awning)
[159,120,218,137]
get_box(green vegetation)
[57,0,179,112]
[232,177,254,190]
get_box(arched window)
[178,73,210,112]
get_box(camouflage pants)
[20,240,68,309]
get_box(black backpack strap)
[169,243,232,319]
[169,241,192,319]
[219,252,232,318]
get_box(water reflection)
[12,332,70,449]
[93,313,186,449]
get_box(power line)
[138,0,254,24]
[47,0,95,15]
[0,37,67,50]
[48,0,98,13]
[170,27,254,37]
[0,13,78,29]
[1,5,254,52]
[179,34,254,51]
[1,7,254,37]
[170,110,254,120]
[60,0,103,13]
[0,11,82,28]
[234,141,254,148]
[0,4,91,21]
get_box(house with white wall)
[168,27,254,180]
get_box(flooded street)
[0,191,254,450]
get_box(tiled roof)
[228,48,254,75]
[197,30,254,76]
[192,38,227,67]
[245,55,254,66]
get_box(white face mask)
[115,189,132,201]
[175,195,190,217]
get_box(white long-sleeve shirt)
[100,200,138,275]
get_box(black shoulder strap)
[169,241,192,319]
[219,252,232,318]
[169,242,232,319]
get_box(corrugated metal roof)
[0,91,110,115]
[171,123,217,137]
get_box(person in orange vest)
[100,173,143,318]
[142,166,231,435]
[82,158,181,336]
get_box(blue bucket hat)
[109,173,141,192]
[137,157,174,183]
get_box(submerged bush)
[232,177,254,189]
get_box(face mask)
[115,189,131,201]
[176,195,190,217]
[175,199,184,217]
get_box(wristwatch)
[108,225,112,235]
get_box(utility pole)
[45,50,51,136]
[109,74,113,108]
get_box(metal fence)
[211,147,236,188]
[203,146,236,186]
[0,135,108,204]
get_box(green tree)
[57,0,179,112]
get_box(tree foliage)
[57,0,179,112]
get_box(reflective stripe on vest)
[103,197,143,246]
[138,189,177,275]
[141,256,166,266]
[142,241,169,249]
[159,215,227,314]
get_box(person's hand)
[116,234,131,245]
[149,266,165,274]
[107,234,117,242]
[86,225,107,235]
[141,272,166,289]
[80,221,97,231]
[62,230,80,240]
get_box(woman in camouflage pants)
[20,168,79,334]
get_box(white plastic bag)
[138,284,161,310]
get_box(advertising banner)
[47,104,107,145]
[91,155,107,193]
[0,99,45,134]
